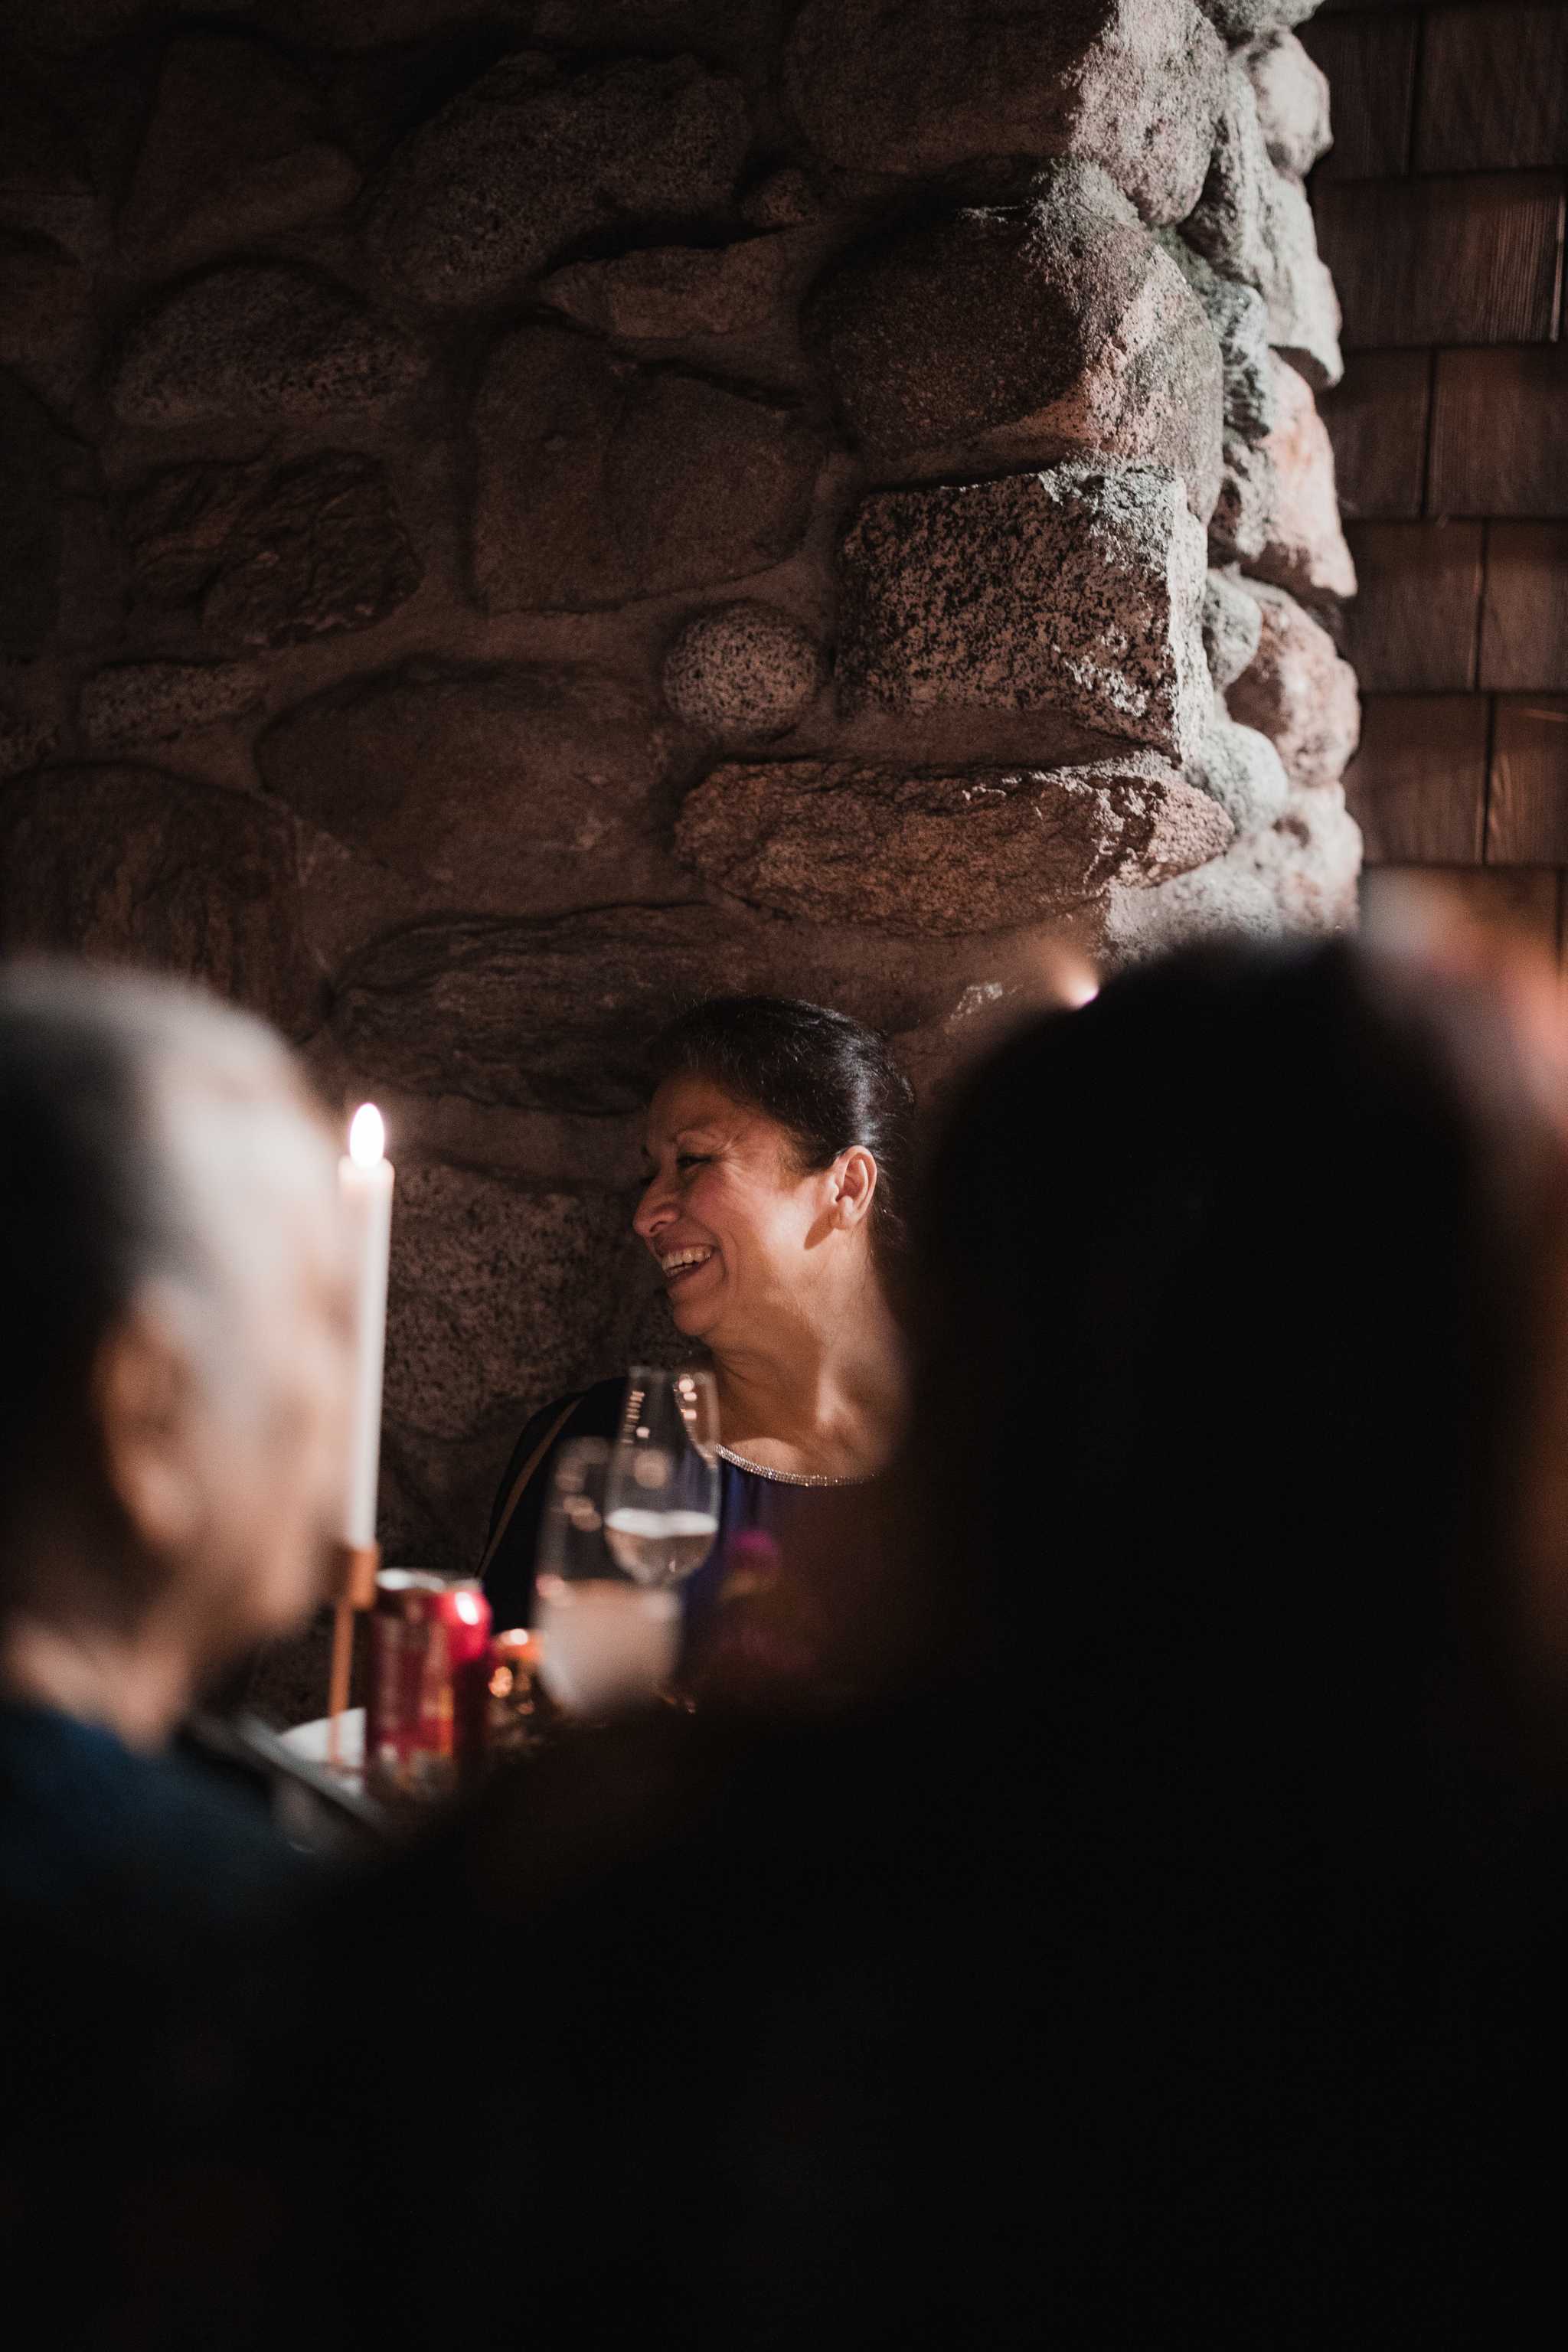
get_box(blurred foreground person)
[885,929,1568,2341]
[0,963,351,2332]
[303,930,1568,2350]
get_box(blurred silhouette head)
[0,963,352,1736]
[635,996,916,1347]
[906,933,1568,1777]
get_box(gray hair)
[0,960,309,1534]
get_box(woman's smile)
[660,1242,718,1291]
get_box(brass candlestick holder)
[326,1540,381,1771]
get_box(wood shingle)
[1315,174,1564,347]
[1429,347,1568,516]
[1320,350,1431,518]
[1344,692,1490,861]
[1415,5,1568,172]
[1342,521,1483,688]
[1480,525,1568,689]
[1488,694,1568,859]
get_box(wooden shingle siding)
[1315,174,1565,346]
[1342,520,1484,686]
[1302,13,1418,179]
[1415,6,1568,172]
[1263,6,1568,923]
[1428,347,1568,515]
[1488,695,1568,855]
[1344,693,1490,859]
[1362,862,1563,949]
[1480,525,1568,687]
[1320,349,1432,516]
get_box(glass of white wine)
[533,1436,681,1717]
[603,1366,722,1587]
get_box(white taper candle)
[339,1102,394,1550]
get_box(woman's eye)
[676,1153,709,1172]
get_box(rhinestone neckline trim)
[716,1443,868,1490]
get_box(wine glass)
[603,1366,722,1588]
[533,1436,681,1717]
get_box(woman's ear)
[92,1296,205,1561]
[832,1146,879,1231]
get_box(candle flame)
[348,1102,385,1168]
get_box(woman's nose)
[633,1174,675,1243]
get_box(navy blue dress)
[481,1376,855,1636]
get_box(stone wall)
[0,0,1360,1592]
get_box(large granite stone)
[472,327,822,612]
[1241,786,1363,940]
[1195,0,1319,41]
[1240,779,1361,935]
[1184,57,1272,280]
[838,462,1211,763]
[529,0,782,54]
[382,1165,630,1447]
[1107,769,1361,951]
[1249,354,1356,602]
[1188,709,1289,835]
[124,451,423,650]
[0,230,91,381]
[0,49,99,259]
[0,701,54,781]
[741,165,822,230]
[271,0,528,41]
[332,905,946,1114]
[1256,172,1341,394]
[257,662,675,913]
[0,764,320,1037]
[1158,232,1275,442]
[1184,60,1341,390]
[110,263,425,429]
[1102,842,1280,960]
[661,602,825,737]
[364,52,749,309]
[785,0,1226,227]
[0,373,67,658]
[1201,565,1263,686]
[1268,779,1359,926]
[892,979,1032,1111]
[1246,31,1331,178]
[118,34,358,272]
[808,164,1221,514]
[80,659,264,750]
[1209,432,1276,566]
[1227,578,1360,790]
[540,235,801,340]
[675,752,1231,933]
[1,0,250,44]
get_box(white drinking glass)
[603,1367,721,1589]
[533,1437,681,1717]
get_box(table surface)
[280,1707,365,1772]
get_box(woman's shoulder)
[491,1378,622,1509]
[521,1377,624,1449]
[482,1378,629,1596]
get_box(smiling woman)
[479,998,915,1645]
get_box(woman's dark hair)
[648,996,917,1273]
